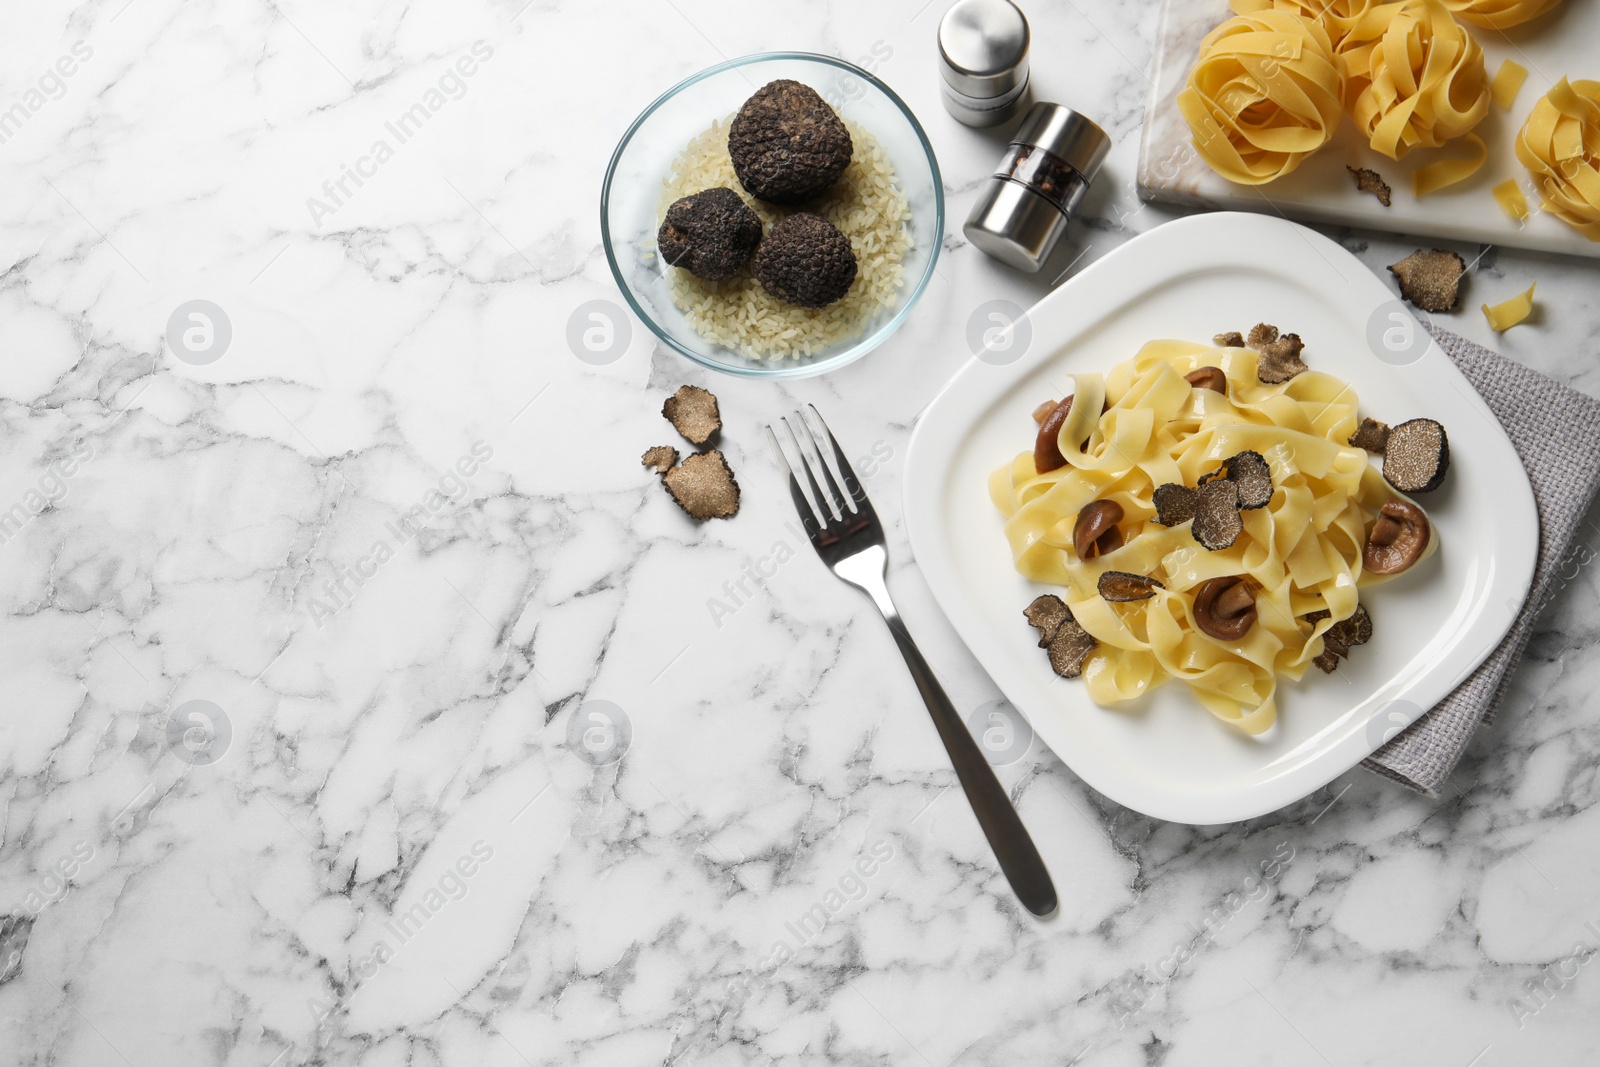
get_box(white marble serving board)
[1137,0,1600,258]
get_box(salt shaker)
[963,102,1111,272]
[936,0,1031,127]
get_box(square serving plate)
[903,212,1538,824]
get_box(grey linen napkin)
[1362,326,1600,794]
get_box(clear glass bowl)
[600,52,945,379]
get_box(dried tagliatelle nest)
[1516,78,1600,241]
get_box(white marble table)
[2,2,1599,1064]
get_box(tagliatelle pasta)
[1412,132,1487,195]
[1439,0,1563,29]
[1483,282,1537,329]
[1228,0,1389,53]
[1491,58,1529,110]
[990,340,1433,735]
[1177,10,1346,184]
[1515,78,1600,240]
[1493,177,1531,220]
[1347,0,1491,163]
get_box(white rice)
[655,116,913,361]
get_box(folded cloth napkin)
[1362,325,1600,795]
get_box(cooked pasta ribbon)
[1439,0,1563,29]
[1515,78,1600,240]
[1177,10,1346,185]
[1347,0,1491,161]
[990,340,1433,735]
[1482,282,1537,330]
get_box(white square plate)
[903,212,1538,824]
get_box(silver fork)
[767,405,1058,917]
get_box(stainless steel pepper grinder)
[936,0,1031,127]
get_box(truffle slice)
[1024,594,1071,648]
[662,450,741,520]
[1046,618,1099,678]
[657,187,763,281]
[1256,333,1309,384]
[728,80,854,204]
[1223,450,1274,510]
[752,212,858,308]
[1024,594,1098,677]
[1193,478,1243,550]
[1098,571,1165,602]
[1382,418,1450,493]
[641,445,678,474]
[1349,417,1391,454]
[1309,604,1372,673]
[1247,323,1280,349]
[1213,331,1245,348]
[1389,249,1465,313]
[662,385,721,445]
[1152,482,1198,526]
[1347,165,1392,207]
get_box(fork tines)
[766,405,874,534]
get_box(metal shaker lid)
[937,0,1029,100]
[1012,103,1111,181]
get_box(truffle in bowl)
[601,52,944,379]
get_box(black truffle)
[1389,249,1465,313]
[752,212,857,308]
[1193,478,1243,550]
[1152,482,1198,526]
[662,384,721,445]
[1222,450,1274,510]
[1347,165,1392,207]
[1382,418,1449,493]
[1349,417,1391,454]
[642,445,678,474]
[1213,331,1245,348]
[728,80,853,204]
[1024,594,1071,648]
[662,450,741,520]
[1254,332,1309,384]
[1098,571,1164,602]
[657,188,762,281]
[1023,594,1098,677]
[1308,604,1372,673]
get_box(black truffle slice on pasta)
[1098,571,1164,602]
[1023,594,1071,648]
[1255,333,1309,384]
[1223,450,1273,510]
[1382,418,1449,493]
[1152,482,1198,526]
[1349,417,1391,454]
[1192,478,1243,550]
[1023,594,1097,677]
[1306,604,1373,673]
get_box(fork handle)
[875,608,1059,918]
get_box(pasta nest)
[1345,0,1490,159]
[1177,10,1345,185]
[1229,0,1390,55]
[1438,0,1564,28]
[1515,78,1600,240]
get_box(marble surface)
[2,1,1598,1065]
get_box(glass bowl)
[600,52,944,379]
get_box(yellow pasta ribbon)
[1491,58,1528,110]
[1493,177,1530,220]
[1515,78,1600,240]
[1229,0,1390,53]
[1439,0,1563,29]
[1347,0,1491,161]
[1177,10,1346,185]
[1412,131,1488,194]
[991,340,1430,735]
[1482,282,1537,330]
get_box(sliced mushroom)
[1073,500,1124,560]
[1364,500,1430,575]
[1193,575,1257,641]
[1033,396,1074,474]
[1184,366,1228,393]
